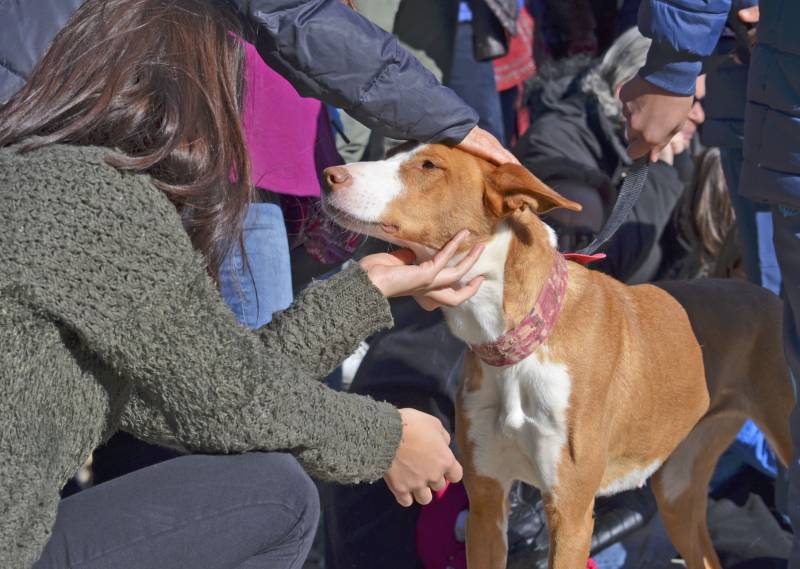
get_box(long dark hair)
[0,0,253,277]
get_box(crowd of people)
[0,0,797,568]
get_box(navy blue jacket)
[740,0,800,205]
[702,39,749,149]
[0,0,478,145]
[701,0,757,150]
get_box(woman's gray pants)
[35,452,319,569]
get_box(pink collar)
[470,253,569,367]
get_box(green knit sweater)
[0,144,402,567]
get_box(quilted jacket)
[0,0,478,144]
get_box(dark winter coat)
[514,61,685,283]
[702,41,750,150]
[701,0,758,150]
[740,0,800,205]
[0,0,478,144]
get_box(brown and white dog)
[321,144,794,569]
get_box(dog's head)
[321,143,581,257]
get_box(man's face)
[680,75,706,144]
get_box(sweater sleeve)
[232,0,478,143]
[3,147,401,483]
[253,263,385,380]
[637,0,732,95]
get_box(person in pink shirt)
[219,42,350,327]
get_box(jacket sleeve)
[637,0,732,95]
[0,0,84,102]
[232,0,478,143]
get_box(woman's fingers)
[413,487,433,506]
[407,230,471,291]
[430,477,448,492]
[444,459,464,484]
[427,230,471,273]
[392,489,414,508]
[414,275,484,310]
[361,230,485,300]
[424,276,485,307]
[430,243,485,289]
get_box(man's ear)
[485,163,583,217]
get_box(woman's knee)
[231,452,320,535]
[185,452,320,558]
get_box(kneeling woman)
[0,1,486,567]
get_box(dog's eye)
[422,160,437,170]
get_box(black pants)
[36,453,319,569]
[324,297,464,569]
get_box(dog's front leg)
[543,490,595,569]
[463,471,510,569]
[456,417,510,568]
[456,385,510,567]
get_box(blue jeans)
[721,148,782,295]
[219,202,293,328]
[719,147,782,478]
[446,22,505,144]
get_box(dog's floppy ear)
[485,163,583,217]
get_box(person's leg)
[718,147,782,479]
[446,22,505,143]
[219,200,293,329]
[768,206,800,568]
[393,0,459,84]
[36,453,319,569]
[720,147,782,295]
[499,86,518,147]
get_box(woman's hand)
[359,230,485,310]
[456,126,520,165]
[384,408,463,507]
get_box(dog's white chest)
[462,350,572,492]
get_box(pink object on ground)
[240,42,341,196]
[417,482,468,569]
[417,482,599,569]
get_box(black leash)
[576,157,650,256]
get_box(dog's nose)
[324,166,352,192]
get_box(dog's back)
[655,278,793,464]
[637,278,792,569]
